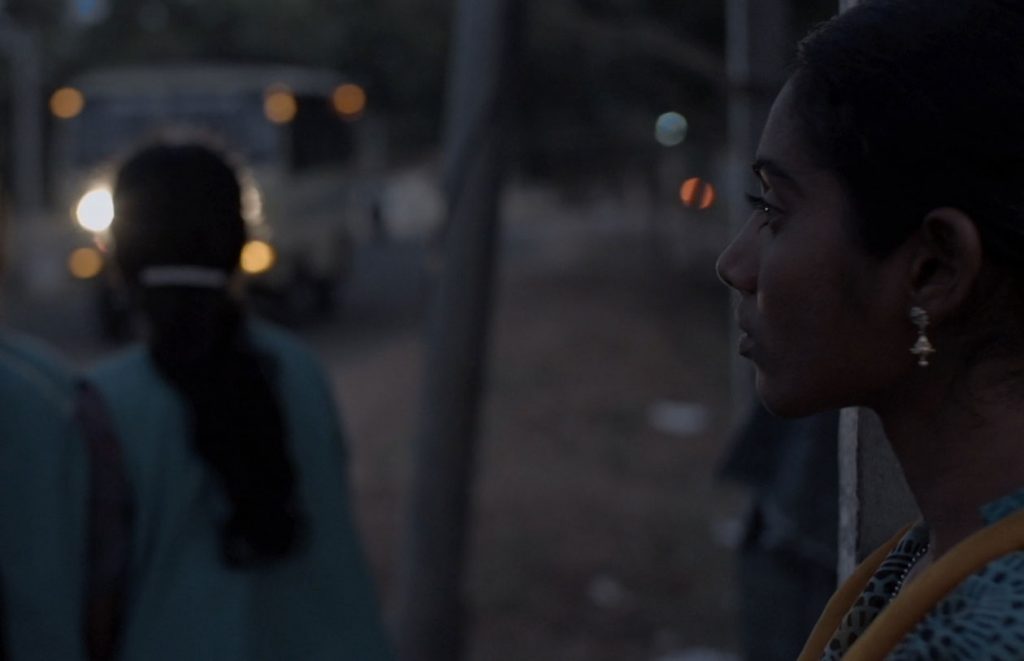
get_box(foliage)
[10,0,836,171]
[518,0,837,185]
[518,0,726,185]
[2,0,65,27]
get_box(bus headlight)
[75,188,115,232]
[240,240,276,275]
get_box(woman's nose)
[714,249,735,290]
[715,225,756,294]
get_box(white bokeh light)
[75,188,115,232]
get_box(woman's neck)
[875,363,1024,557]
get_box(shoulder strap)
[797,524,912,661]
[76,380,133,661]
[844,508,1024,659]
[0,570,6,661]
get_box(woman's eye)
[744,193,775,216]
[744,193,781,231]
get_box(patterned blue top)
[823,489,1024,659]
[888,490,1024,659]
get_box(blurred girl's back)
[87,142,392,660]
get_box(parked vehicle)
[50,63,374,336]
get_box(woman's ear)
[907,207,983,321]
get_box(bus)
[49,62,375,335]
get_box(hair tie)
[139,265,229,289]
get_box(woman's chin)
[755,372,835,419]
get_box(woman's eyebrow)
[751,158,803,195]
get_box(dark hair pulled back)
[112,141,303,567]
[792,0,1024,273]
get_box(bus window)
[290,95,354,171]
[71,93,278,168]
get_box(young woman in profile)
[85,141,393,660]
[717,0,1024,657]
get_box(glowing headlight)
[75,188,114,232]
[240,240,276,275]
[241,183,264,225]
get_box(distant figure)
[0,329,88,661]
[85,141,392,660]
[720,404,838,661]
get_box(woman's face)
[716,81,913,417]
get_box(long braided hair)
[112,141,304,567]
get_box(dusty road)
[318,224,743,660]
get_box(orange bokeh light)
[264,86,297,124]
[332,83,366,119]
[50,87,85,119]
[680,177,716,210]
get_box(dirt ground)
[3,192,747,660]
[315,212,748,660]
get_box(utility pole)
[0,17,44,219]
[834,0,919,579]
[394,0,520,659]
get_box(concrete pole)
[394,0,520,659]
[835,0,920,579]
[837,409,917,577]
[0,19,44,219]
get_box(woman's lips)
[738,330,754,357]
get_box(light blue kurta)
[89,320,392,661]
[0,330,87,661]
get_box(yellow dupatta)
[798,508,1024,660]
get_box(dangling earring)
[909,306,935,367]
